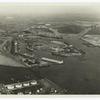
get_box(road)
[77,28,91,38]
[0,37,25,68]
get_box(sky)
[0,3,100,20]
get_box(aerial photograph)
[0,2,100,95]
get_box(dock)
[41,57,63,64]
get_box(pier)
[41,57,63,64]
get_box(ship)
[41,57,63,64]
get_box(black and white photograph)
[0,1,99,96]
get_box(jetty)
[41,57,63,64]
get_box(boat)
[41,57,63,64]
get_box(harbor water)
[0,35,100,94]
